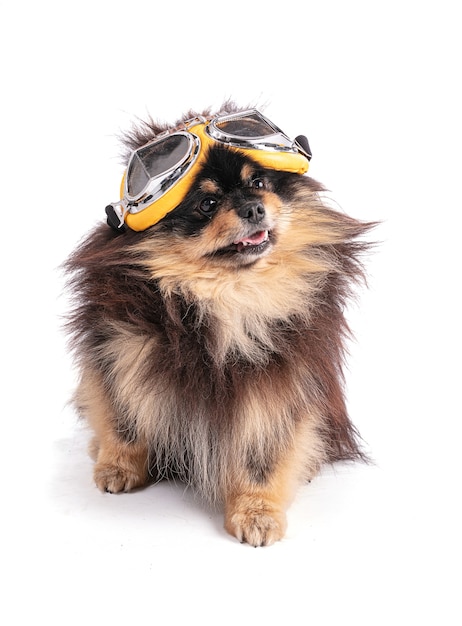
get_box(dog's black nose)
[238,202,266,224]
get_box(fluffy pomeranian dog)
[65,104,374,546]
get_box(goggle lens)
[214,113,275,138]
[127,134,191,197]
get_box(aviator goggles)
[105,109,312,232]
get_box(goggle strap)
[294,135,312,160]
[105,202,129,232]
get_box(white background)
[1,1,461,624]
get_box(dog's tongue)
[234,230,268,249]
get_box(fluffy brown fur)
[65,105,375,546]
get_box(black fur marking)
[246,446,276,485]
[159,146,283,236]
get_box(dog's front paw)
[94,462,146,494]
[225,497,287,547]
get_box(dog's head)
[95,107,372,307]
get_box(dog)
[65,104,374,546]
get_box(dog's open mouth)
[213,229,272,260]
[233,230,270,253]
[220,230,271,254]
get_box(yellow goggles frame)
[109,111,311,232]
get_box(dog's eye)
[249,177,266,190]
[199,197,218,215]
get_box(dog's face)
[127,141,344,305]
[156,145,300,268]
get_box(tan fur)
[76,368,149,492]
[240,162,256,182]
[199,179,221,194]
